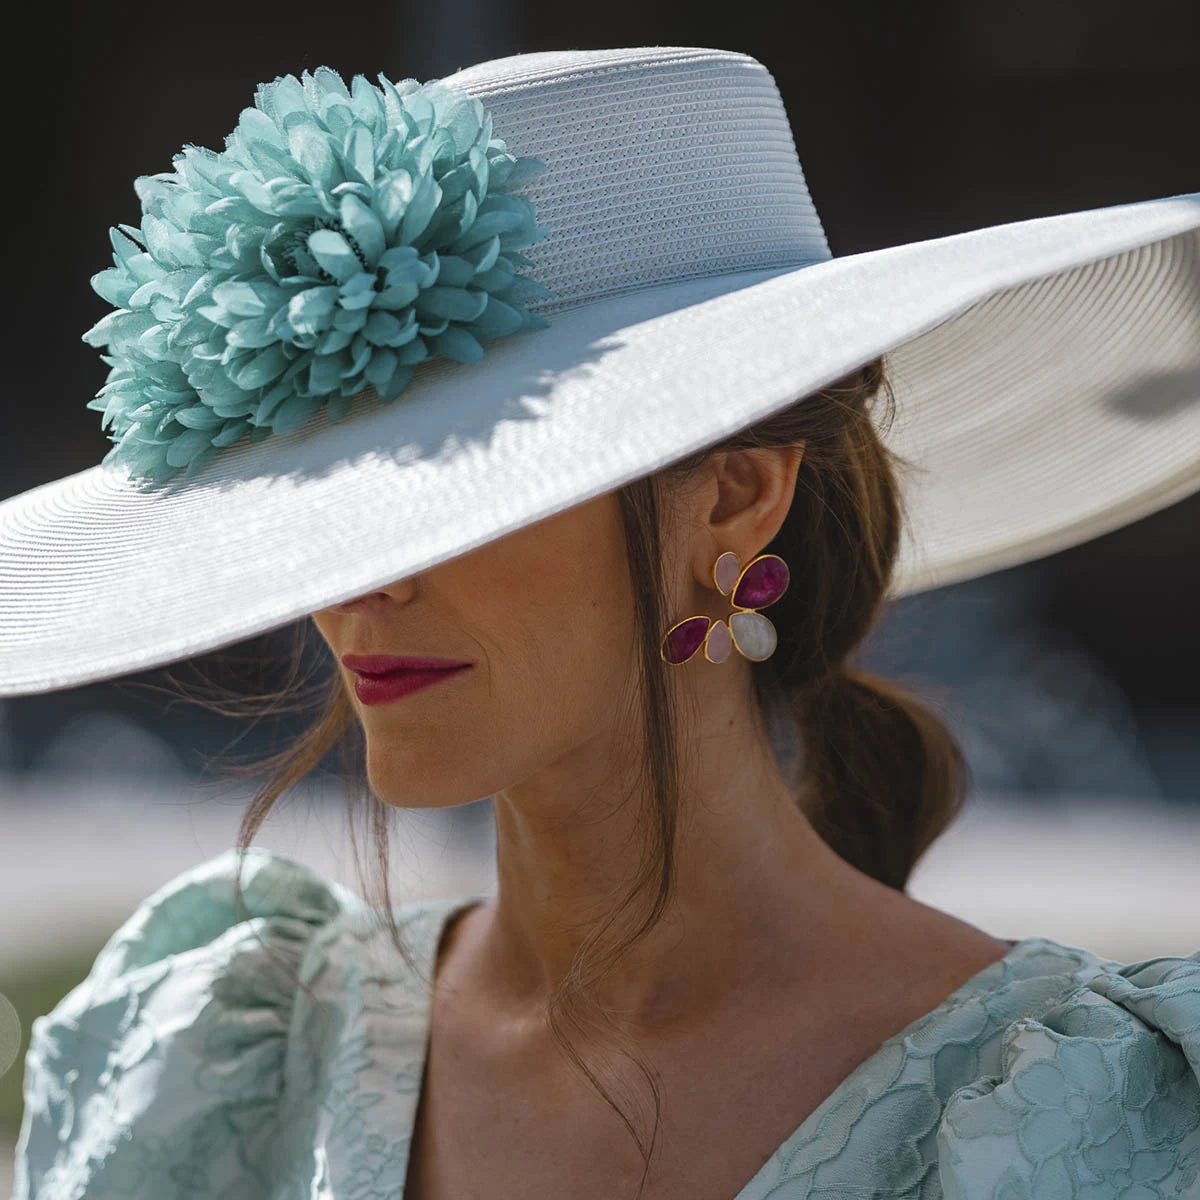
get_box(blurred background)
[2,0,1198,1184]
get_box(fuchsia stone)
[732,555,789,610]
[662,615,711,664]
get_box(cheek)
[501,558,621,691]
[488,528,635,710]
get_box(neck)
[460,687,873,1035]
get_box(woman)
[6,46,1200,1198]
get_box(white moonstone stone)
[704,618,732,662]
[715,551,740,595]
[729,611,777,661]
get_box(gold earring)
[659,550,789,665]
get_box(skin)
[310,445,1011,1044]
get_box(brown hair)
[147,353,968,1196]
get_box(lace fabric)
[12,847,1200,1198]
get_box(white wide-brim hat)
[2,45,1198,697]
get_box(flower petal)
[429,325,484,364]
[287,286,338,336]
[416,285,487,323]
[271,391,322,435]
[286,119,340,190]
[469,294,525,340]
[164,426,215,468]
[307,229,361,283]
[399,170,442,244]
[339,193,385,267]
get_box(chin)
[366,768,475,812]
[373,792,469,812]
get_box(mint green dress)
[12,847,1200,1198]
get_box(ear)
[703,444,805,557]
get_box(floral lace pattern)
[12,847,1200,1198]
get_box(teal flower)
[84,67,551,482]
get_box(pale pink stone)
[704,619,732,662]
[714,551,741,595]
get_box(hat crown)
[443,47,832,315]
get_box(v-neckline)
[402,895,1033,1200]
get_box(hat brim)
[2,191,1198,696]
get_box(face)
[311,446,803,815]
[310,488,642,809]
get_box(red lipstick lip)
[341,654,472,676]
[351,663,471,707]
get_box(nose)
[324,590,389,614]
[321,575,418,615]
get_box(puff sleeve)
[937,950,1200,1198]
[12,847,354,1200]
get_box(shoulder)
[757,937,1200,1198]
[935,939,1200,1197]
[10,847,369,1200]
